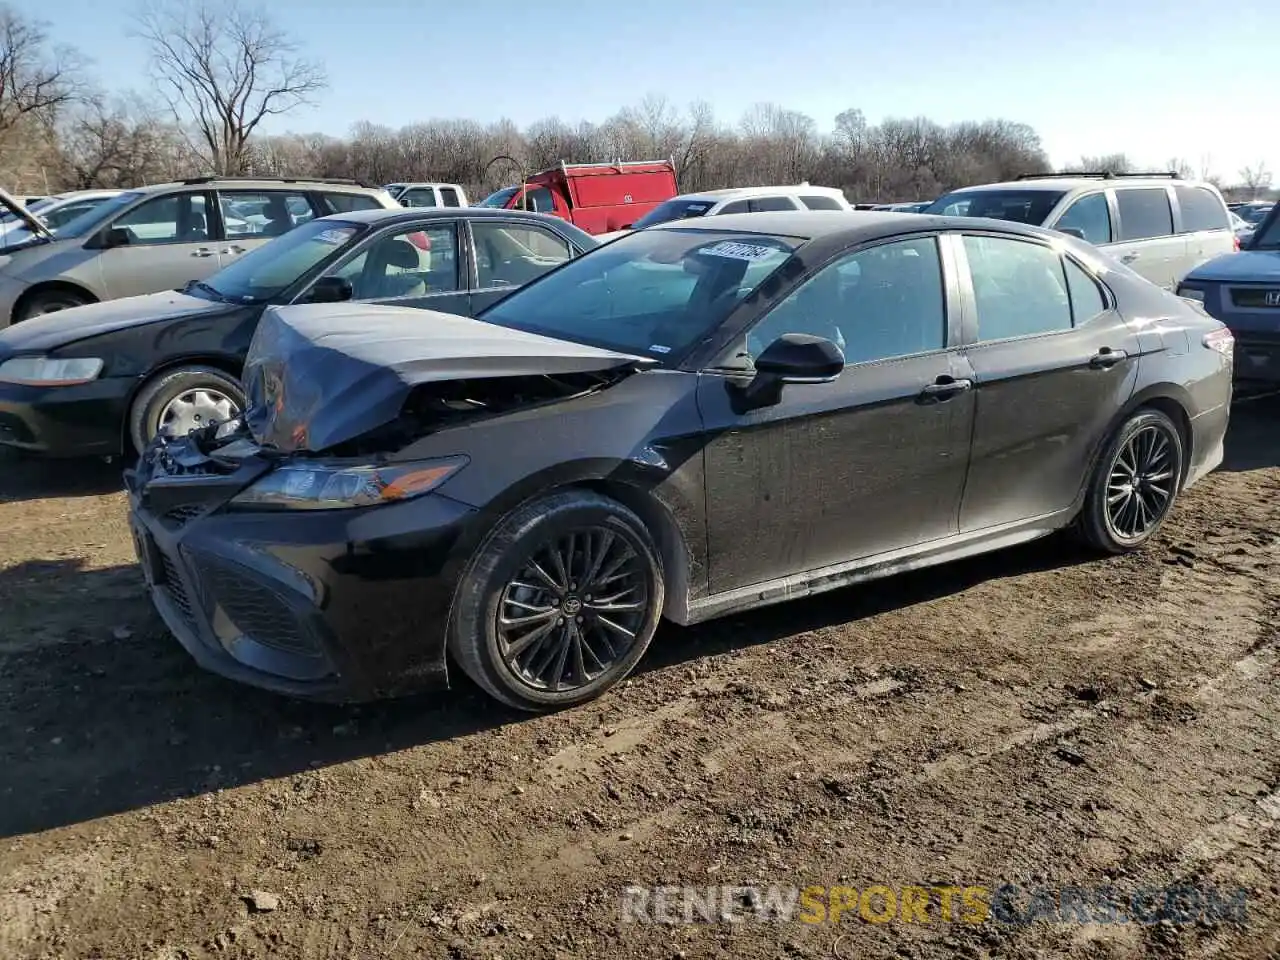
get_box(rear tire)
[1078,408,1183,554]
[15,288,91,322]
[128,365,245,454]
[449,490,664,712]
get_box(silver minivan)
[0,177,399,327]
[924,173,1236,290]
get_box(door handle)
[917,376,973,403]
[1089,347,1128,369]
[1119,252,1140,263]
[220,245,245,255]
[190,248,215,258]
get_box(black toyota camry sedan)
[0,208,596,457]
[125,211,1233,710]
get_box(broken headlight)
[229,456,467,511]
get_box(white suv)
[602,184,851,240]
[924,173,1236,290]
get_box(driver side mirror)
[97,227,131,249]
[308,276,354,304]
[730,334,845,411]
[1056,227,1086,240]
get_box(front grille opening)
[159,552,197,627]
[163,504,206,528]
[196,556,319,656]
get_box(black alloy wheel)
[1080,408,1183,553]
[496,526,649,692]
[449,490,664,711]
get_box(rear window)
[321,192,383,214]
[1116,188,1174,240]
[1174,186,1228,233]
[923,189,1066,226]
[632,198,717,229]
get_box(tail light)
[1233,236,1241,252]
[1203,327,1234,357]
[406,231,431,251]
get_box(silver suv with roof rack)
[923,171,1235,289]
[0,177,400,326]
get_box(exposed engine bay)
[320,369,632,457]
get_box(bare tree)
[1068,153,1133,175]
[1239,161,1273,199]
[135,0,327,175]
[0,6,84,136]
[58,94,193,187]
[1165,157,1194,179]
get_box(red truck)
[477,159,678,235]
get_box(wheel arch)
[1121,384,1195,489]
[11,280,99,323]
[444,458,702,627]
[1080,384,1194,504]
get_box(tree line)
[1,2,1274,204]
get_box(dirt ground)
[1,398,1278,960]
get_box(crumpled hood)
[1185,249,1280,283]
[241,302,647,454]
[0,290,227,354]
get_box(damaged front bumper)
[125,433,479,702]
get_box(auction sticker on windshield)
[316,227,357,246]
[702,241,781,261]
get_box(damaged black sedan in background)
[125,211,1233,710]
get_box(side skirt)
[680,508,1078,626]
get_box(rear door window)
[801,195,844,210]
[439,187,462,207]
[963,235,1072,340]
[718,200,750,215]
[748,196,798,212]
[219,191,313,239]
[1116,188,1174,240]
[473,220,573,289]
[399,188,438,208]
[1174,186,1229,233]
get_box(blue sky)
[29,0,1279,183]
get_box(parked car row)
[116,209,1233,709]
[0,177,399,325]
[0,205,596,456]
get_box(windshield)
[479,228,799,362]
[1251,210,1280,249]
[47,191,144,239]
[198,219,365,303]
[1241,205,1273,225]
[477,187,519,208]
[924,189,1066,225]
[631,198,717,230]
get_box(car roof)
[326,206,589,227]
[682,184,845,201]
[132,178,386,195]
[647,209,1053,243]
[949,176,1219,194]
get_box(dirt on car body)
[1,400,1278,960]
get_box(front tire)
[449,490,665,712]
[15,288,91,322]
[129,365,245,454]
[1079,408,1184,553]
